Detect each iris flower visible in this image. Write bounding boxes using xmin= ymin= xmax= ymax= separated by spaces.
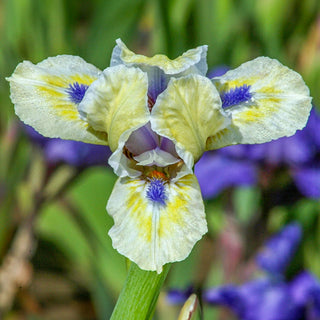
xmin=7 ymin=39 xmax=312 ymax=273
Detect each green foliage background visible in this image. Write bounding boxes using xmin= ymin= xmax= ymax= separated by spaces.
xmin=0 ymin=0 xmax=319 ymax=319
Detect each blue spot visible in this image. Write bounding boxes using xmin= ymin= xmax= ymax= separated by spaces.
xmin=146 ymin=178 xmax=167 ymax=205
xmin=66 ymin=82 xmax=89 ymax=104
xmin=221 ymin=84 xmax=252 ymax=108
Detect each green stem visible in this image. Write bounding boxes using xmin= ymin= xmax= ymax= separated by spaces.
xmin=110 ymin=262 xmax=171 ymax=320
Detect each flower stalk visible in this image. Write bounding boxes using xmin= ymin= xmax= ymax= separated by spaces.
xmin=110 ymin=263 xmax=171 ymax=320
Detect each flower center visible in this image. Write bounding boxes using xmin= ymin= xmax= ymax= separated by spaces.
xmin=66 ymin=82 xmax=89 ymax=104
xmin=221 ymin=84 xmax=252 ymax=108
xmin=146 ymin=171 xmax=167 ymax=205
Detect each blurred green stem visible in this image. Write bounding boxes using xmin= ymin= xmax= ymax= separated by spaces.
xmin=110 ymin=262 xmax=171 ymax=320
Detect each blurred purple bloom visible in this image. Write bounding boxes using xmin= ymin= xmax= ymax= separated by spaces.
xmin=166 ymin=286 xmax=194 ymax=304
xmin=25 ymin=125 xmax=111 ymax=167
xmin=290 ymin=272 xmax=320 ymax=319
xmin=207 ymin=65 xmax=229 ymax=78
xmin=194 ymin=152 xmax=257 ymax=199
xmin=255 ymin=223 xmax=302 ymax=275
xmin=219 ymin=144 xmax=263 ymax=160
xmin=169 ymin=224 xmax=320 ymax=319
xmin=204 ymin=284 xmax=244 ymax=315
xmin=249 ymin=131 xmax=315 ymax=166
xmin=24 ymin=124 xmax=49 ymax=147
xmin=204 ymin=279 xmax=302 ymax=320
xmin=305 ymin=108 xmax=320 ymax=148
xmin=290 ymin=272 xmax=320 ymax=305
xmin=44 ymin=139 xmax=111 ymax=167
xmin=293 ymin=166 xmax=320 ymax=199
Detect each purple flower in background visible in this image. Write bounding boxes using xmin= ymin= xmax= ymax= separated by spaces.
xmin=255 ymin=223 xmax=302 ymax=275
xmin=202 ymin=223 xmax=320 ymax=319
xmin=207 ymin=65 xmax=230 ymax=78
xmin=44 ymin=139 xmax=111 ymax=167
xmin=204 ymin=283 xmax=245 ymax=316
xmin=166 ymin=286 xmax=194 ymax=304
xmin=204 ymin=279 xmax=303 ymax=320
xmin=289 ymin=109 xmax=320 ymax=199
xmin=307 ymin=109 xmax=320 ymax=148
xmin=25 ymin=125 xmax=111 ymax=167
xmin=195 ymin=152 xmax=256 ymax=199
xmin=168 ymin=223 xmax=320 ymax=319
xmin=292 ymin=166 xmax=320 ymax=199
xmin=195 ymin=107 xmax=320 ymax=199
xmin=290 ymin=271 xmax=320 ymax=319
xmin=24 ymin=124 xmax=49 ymax=147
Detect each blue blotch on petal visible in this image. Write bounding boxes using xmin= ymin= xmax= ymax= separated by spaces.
xmin=221 ymin=84 xmax=252 ymax=108
xmin=146 ymin=178 xmax=167 ymax=205
xmin=66 ymin=82 xmax=89 ymax=104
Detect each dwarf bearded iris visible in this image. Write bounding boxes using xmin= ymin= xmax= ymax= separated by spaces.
xmin=7 ymin=39 xmax=312 ymax=273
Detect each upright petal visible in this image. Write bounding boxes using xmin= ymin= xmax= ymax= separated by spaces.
xmin=78 ymin=65 xmax=150 ymax=152
xmin=151 ymin=74 xmax=229 ymax=166
xmin=207 ymin=57 xmax=312 ymax=150
xmin=107 ymin=173 xmax=207 ymax=273
xmin=7 ymin=55 xmax=107 ymax=144
xmin=111 ymin=38 xmax=208 ymax=76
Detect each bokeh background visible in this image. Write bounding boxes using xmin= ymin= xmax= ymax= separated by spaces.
xmin=0 ymin=0 xmax=320 ymax=319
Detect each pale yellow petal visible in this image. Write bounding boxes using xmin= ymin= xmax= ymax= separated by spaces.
xmin=78 ymin=65 xmax=150 ymax=152
xmin=107 ymin=172 xmax=207 ymax=273
xmin=111 ymin=38 xmax=208 ymax=76
xmin=151 ymin=74 xmax=229 ymax=166
xmin=207 ymin=57 xmax=312 ymax=149
xmin=7 ymin=55 xmax=107 ymax=144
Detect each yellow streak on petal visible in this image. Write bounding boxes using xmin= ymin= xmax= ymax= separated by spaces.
xmin=216 ymin=77 xmax=259 ymax=92
xmin=70 ymin=74 xmax=97 ymax=85
xmin=125 ymin=182 xmax=152 ymax=242
xmin=258 ymin=86 xmax=282 ymax=95
xmin=217 ymin=77 xmax=283 ymax=96
xmin=238 ymin=97 xmax=282 ymax=123
xmin=57 ymin=109 xmax=81 ymax=121
xmin=35 ymin=74 xmax=100 ymax=123
xmin=41 ymin=74 xmax=97 ymax=87
xmin=37 ymin=86 xmax=65 ymax=98
xmin=205 ymin=127 xmax=229 ymax=146
xmin=158 ymin=175 xmax=192 ymax=239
